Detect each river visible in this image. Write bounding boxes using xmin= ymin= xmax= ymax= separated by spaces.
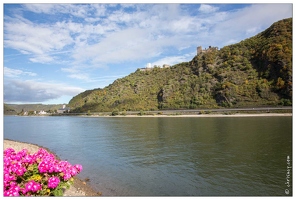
xmin=3 ymin=115 xmax=292 ymax=196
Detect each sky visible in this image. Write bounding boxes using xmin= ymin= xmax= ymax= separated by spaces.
xmin=2 ymin=2 xmax=293 ymax=105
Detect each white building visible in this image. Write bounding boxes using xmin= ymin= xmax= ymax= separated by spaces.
xmin=57 ymin=105 xmax=70 ymax=113
xmin=39 ymin=110 xmax=47 ymax=115
xmin=163 ymin=64 xmax=171 ymax=68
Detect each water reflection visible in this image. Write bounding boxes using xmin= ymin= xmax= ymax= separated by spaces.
xmin=4 ymin=116 xmax=292 ymax=196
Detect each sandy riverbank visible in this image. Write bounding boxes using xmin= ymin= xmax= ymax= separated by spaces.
xmin=3 ymin=139 xmax=100 ymax=197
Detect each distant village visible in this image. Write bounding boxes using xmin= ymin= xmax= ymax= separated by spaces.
xmin=20 ymin=105 xmax=71 ymax=116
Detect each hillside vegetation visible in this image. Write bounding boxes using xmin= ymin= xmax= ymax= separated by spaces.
xmin=4 ymin=104 xmax=65 ymax=115
xmin=69 ymin=18 xmax=292 ymax=113
xmin=4 ymin=104 xmax=18 ymax=115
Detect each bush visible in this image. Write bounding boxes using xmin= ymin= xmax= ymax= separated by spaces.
xmin=138 ymin=110 xmax=145 ymax=116
xmin=199 ymin=110 xmax=205 ymax=115
xmin=3 ymin=148 xmax=82 ymax=196
xmin=121 ymin=110 xmax=127 ymax=116
xmin=87 ymin=110 xmax=91 ymax=115
xmin=279 ymin=98 xmax=292 ymax=106
xmin=111 ymin=109 xmax=119 ymax=116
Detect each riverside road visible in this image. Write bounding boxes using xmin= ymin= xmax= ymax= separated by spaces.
xmin=161 ymin=106 xmax=293 ymax=113
xmin=128 ymin=106 xmax=292 ymax=115
xmin=63 ymin=106 xmax=292 ymax=116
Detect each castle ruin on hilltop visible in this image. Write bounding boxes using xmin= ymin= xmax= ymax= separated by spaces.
xmin=197 ymin=46 xmax=218 ymax=55
xmin=137 ymin=46 xmax=219 ymax=72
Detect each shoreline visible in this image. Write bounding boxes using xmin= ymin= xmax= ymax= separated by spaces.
xmin=80 ymin=113 xmax=292 ymax=118
xmin=3 ymin=139 xmax=100 ymax=197
xmin=6 ymin=106 xmax=292 ymax=118
xmin=6 ymin=112 xmax=292 ymax=118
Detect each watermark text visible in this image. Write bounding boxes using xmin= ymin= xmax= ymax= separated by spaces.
xmin=285 ymin=155 xmax=292 ymax=195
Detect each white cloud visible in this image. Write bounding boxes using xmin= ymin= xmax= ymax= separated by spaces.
xmin=246 ymin=27 xmax=260 ymax=35
xmin=23 ymin=4 xmax=93 ymax=18
xmin=65 ymin=5 xmax=201 ymax=66
xmin=198 ymin=4 xmax=219 ymax=13
xmin=4 ymin=79 xmax=85 ymax=103
xmin=4 ymin=16 xmax=73 ymax=62
xmin=68 ymin=73 xmax=90 ymax=81
xmin=29 ymin=54 xmax=55 ymax=63
xmin=91 ymin=4 xmax=107 ymax=17
xmin=61 ymin=66 xmax=123 ymax=84
xmin=72 ymin=27 xmax=150 ymax=63
xmin=168 ymin=16 xmax=208 ymax=34
xmin=61 ymin=67 xmax=78 ymax=74
xmin=61 ymin=66 xmax=92 ymax=81
xmin=23 ymin=4 xmax=56 ymax=13
xmin=151 ymin=54 xmax=194 ymax=67
xmin=4 ymin=67 xmax=37 ymax=78
xmin=209 ymin=4 xmax=292 ymax=46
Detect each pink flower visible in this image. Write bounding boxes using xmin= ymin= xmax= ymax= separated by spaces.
xmin=4 ymin=185 xmax=20 ymax=196
xmin=4 ymin=147 xmax=83 ymax=196
xmin=38 ymin=160 xmax=55 ymax=173
xmin=48 ymin=176 xmax=60 ymax=189
xmin=70 ymin=167 xmax=78 ymax=176
xmin=4 ymin=170 xmax=16 ymax=182
xmin=63 ymin=172 xmax=72 ymax=181
xmin=10 ymin=162 xmax=26 ymax=176
xmin=23 ymin=154 xmax=36 ymax=164
xmin=53 ymin=164 xmax=63 ymax=173
xmin=25 ymin=180 xmax=42 ymax=193
xmin=74 ymin=164 xmax=83 ymax=172
xmin=32 ymin=182 xmax=42 ymax=192
xmin=4 ymin=148 xmax=15 ymax=156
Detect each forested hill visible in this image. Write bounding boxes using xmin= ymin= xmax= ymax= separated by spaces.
xmin=69 ymin=18 xmax=292 ymax=113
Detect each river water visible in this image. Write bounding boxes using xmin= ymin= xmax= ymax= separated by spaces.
xmin=3 ymin=115 xmax=292 ymax=196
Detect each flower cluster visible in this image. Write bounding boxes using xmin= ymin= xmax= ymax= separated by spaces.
xmin=3 ymin=147 xmax=83 ymax=196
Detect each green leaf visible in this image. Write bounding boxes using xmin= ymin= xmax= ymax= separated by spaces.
xmin=52 ymin=188 xmax=63 ymax=196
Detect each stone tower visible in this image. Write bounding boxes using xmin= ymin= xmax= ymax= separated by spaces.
xmin=197 ymin=46 xmax=202 ymax=55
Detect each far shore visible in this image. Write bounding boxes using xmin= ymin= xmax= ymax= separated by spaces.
xmin=7 ymin=106 xmax=292 ymax=118
xmin=81 ymin=113 xmax=292 ymax=118
xmin=6 ymin=112 xmax=292 ymax=118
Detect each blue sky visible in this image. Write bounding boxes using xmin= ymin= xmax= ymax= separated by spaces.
xmin=2 ymin=2 xmax=293 ymax=104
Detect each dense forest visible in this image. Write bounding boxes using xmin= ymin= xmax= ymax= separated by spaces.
xmin=69 ymin=18 xmax=292 ymax=113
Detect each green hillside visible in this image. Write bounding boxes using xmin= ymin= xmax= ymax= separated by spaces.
xmin=69 ymin=18 xmax=292 ymax=113
xmin=4 ymin=104 xmax=65 ymax=114
xmin=4 ymin=104 xmax=18 ymax=115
